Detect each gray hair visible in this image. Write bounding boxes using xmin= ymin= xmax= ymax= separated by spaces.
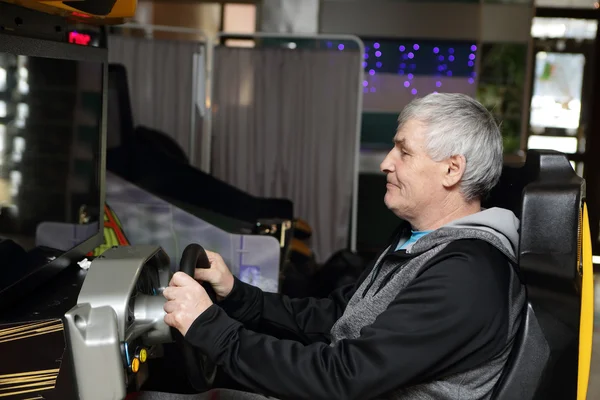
xmin=398 ymin=92 xmax=503 ymax=202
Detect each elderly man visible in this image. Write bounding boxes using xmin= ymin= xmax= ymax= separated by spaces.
xmin=162 ymin=93 xmax=525 ymax=400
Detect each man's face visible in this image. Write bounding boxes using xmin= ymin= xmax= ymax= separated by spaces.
xmin=380 ymin=119 xmax=446 ymax=221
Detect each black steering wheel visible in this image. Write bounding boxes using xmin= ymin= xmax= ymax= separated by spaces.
xmin=173 ymin=243 xmax=218 ymax=391
xmin=179 ymin=243 xmax=217 ymax=302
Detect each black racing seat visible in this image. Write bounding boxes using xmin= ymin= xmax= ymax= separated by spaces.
xmin=492 ymin=303 xmax=549 ymax=399
xmin=485 ymin=150 xmax=594 ymax=400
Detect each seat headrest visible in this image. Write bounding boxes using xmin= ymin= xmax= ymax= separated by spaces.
xmin=484 ymin=150 xmax=583 ymax=219
xmin=485 ymin=150 xmax=584 ymax=294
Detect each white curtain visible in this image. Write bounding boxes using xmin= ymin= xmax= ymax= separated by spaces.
xmin=212 ymin=46 xmax=361 ymax=262
xmin=107 ymin=35 xmax=205 ymax=166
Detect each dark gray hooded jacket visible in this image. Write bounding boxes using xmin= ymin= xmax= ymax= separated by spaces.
xmin=330 ymin=207 xmax=525 ymax=399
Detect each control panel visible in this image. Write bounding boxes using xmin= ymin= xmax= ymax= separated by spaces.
xmin=64 ymin=245 xmax=175 ymax=400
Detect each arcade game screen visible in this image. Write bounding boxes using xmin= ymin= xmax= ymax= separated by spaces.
xmin=0 ymin=52 xmax=103 ymax=252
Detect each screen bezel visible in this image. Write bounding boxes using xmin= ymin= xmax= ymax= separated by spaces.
xmin=0 ymin=30 xmax=107 ymax=306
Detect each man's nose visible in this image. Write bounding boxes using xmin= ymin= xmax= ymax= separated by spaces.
xmin=380 ymin=152 xmax=394 ymax=173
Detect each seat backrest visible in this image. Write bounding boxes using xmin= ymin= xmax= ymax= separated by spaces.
xmin=491 ymin=303 xmax=550 ymax=399
xmin=484 ymin=150 xmax=593 ymax=400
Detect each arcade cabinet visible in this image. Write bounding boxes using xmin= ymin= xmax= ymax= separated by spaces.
xmin=0 ymin=2 xmax=215 ymax=399
xmin=105 ymin=63 xmax=319 ymax=292
xmin=106 ymin=63 xmax=295 ymax=234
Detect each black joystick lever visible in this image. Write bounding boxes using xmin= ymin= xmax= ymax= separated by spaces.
xmin=175 ymin=243 xmax=218 ymax=391
xmin=179 ymin=244 xmax=217 ymax=302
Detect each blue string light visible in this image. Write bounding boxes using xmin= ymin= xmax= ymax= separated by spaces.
xmin=361 ymin=40 xmax=478 ymax=95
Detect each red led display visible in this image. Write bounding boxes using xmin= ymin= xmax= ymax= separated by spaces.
xmin=69 ymin=31 xmax=92 ymax=46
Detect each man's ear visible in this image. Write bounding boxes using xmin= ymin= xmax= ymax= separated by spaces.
xmin=442 ymin=154 xmax=466 ymax=189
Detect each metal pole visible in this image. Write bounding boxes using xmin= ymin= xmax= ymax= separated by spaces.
xmin=203 ymin=37 xmax=214 ymax=174
xmin=190 ymin=52 xmax=198 ymax=166
xmin=351 ymin=40 xmax=365 ymax=253
xmin=119 ymin=22 xmax=210 ymax=37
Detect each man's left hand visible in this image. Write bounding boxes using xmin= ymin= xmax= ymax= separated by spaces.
xmin=163 ymin=272 xmax=213 ymax=336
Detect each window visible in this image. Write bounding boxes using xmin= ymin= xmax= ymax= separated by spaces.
xmin=222 ymin=3 xmax=256 ymax=48
xmin=532 ymin=17 xmax=597 ymax=39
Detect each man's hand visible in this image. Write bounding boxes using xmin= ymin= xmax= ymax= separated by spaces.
xmin=194 ymin=251 xmax=235 ymax=300
xmin=163 ymin=272 xmax=213 ymax=336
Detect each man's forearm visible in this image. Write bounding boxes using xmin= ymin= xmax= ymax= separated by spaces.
xmin=217 ymin=277 xmax=264 ymax=329
xmin=217 ymin=277 xmax=354 ymax=343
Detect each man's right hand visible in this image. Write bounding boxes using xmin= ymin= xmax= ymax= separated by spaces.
xmin=194 ymin=250 xmax=235 ymax=301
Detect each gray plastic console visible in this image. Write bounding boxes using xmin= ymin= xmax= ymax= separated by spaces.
xmin=64 ymin=245 xmax=172 ymax=400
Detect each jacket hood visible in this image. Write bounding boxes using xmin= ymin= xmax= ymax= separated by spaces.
xmin=407 ymin=207 xmax=520 ymax=261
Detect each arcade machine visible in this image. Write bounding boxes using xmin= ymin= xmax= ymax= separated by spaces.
xmin=104 ymin=63 xmax=324 ymax=296
xmin=104 ymin=63 xmax=309 ymax=279
xmin=0 ymin=1 xmax=269 ymax=398
xmin=106 ymin=61 xmax=296 ymax=233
